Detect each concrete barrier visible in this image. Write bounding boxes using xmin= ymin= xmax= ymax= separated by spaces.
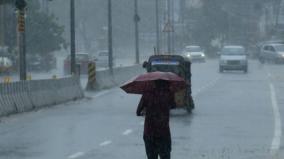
xmin=0 ymin=64 xmax=142 ymax=117
xmin=88 ymin=65 xmax=145 ymax=90
xmin=0 ymin=76 xmax=84 ymax=117
xmin=0 ymin=84 xmax=17 ymax=116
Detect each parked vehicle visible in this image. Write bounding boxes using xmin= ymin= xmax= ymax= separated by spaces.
xmin=0 ymin=56 xmax=13 ymax=74
xmin=259 ymin=43 xmax=284 ymax=64
xmin=219 ymin=45 xmax=248 ymax=73
xmin=142 ymin=55 xmax=194 ymax=112
xmin=64 ymin=53 xmax=93 ymax=75
xmin=0 ymin=47 xmax=16 ymax=74
xmin=183 ymin=45 xmax=206 ymax=62
xmin=95 ymin=50 xmax=117 ymax=68
xmin=95 ymin=50 xmax=109 ymax=67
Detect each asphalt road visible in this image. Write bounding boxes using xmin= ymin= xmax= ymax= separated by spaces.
xmin=0 ymin=60 xmax=283 ymax=159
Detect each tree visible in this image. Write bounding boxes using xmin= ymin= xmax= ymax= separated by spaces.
xmin=184 ymin=0 xmax=228 ymax=56
xmin=183 ymin=0 xmax=274 ymax=56
xmin=25 ymin=0 xmax=66 ymax=56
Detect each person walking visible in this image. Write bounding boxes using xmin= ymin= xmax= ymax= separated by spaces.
xmin=136 ymin=80 xmax=176 ymax=159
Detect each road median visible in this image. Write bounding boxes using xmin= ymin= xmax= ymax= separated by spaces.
xmin=0 ymin=76 xmax=84 ymax=117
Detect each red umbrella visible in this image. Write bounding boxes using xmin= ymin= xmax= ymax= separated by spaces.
xmin=120 ymin=71 xmax=186 ymax=94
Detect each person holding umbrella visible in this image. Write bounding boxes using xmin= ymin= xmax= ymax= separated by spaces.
xmin=137 ymin=79 xmax=175 ymax=159
xmin=121 ymin=71 xmax=186 ymax=159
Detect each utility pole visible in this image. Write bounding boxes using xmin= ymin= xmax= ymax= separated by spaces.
xmin=171 ymin=0 xmax=175 ymax=53
xmin=274 ymin=0 xmax=282 ymax=30
xmin=180 ymin=0 xmax=186 ymax=46
xmin=15 ymin=0 xmax=27 ymax=80
xmin=0 ymin=5 xmax=4 ymax=47
xmin=70 ymin=0 xmax=76 ymax=75
xmin=108 ymin=0 xmax=113 ymax=74
xmin=167 ymin=0 xmax=171 ymax=54
xmin=134 ymin=0 xmax=140 ymax=64
xmin=155 ymin=0 xmax=160 ymax=54
xmin=264 ymin=7 xmax=270 ymax=37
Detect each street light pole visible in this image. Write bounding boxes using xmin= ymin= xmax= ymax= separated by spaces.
xmin=70 ymin=0 xmax=76 ymax=75
xmin=108 ymin=0 xmax=113 ymax=74
xmin=155 ymin=0 xmax=160 ymax=54
xmin=274 ymin=0 xmax=282 ymax=29
xmin=171 ymin=0 xmax=175 ymax=53
xmin=180 ymin=0 xmax=186 ymax=47
xmin=167 ymin=0 xmax=171 ymax=54
xmin=0 ymin=5 xmax=4 ymax=47
xmin=15 ymin=0 xmax=27 ymax=80
xmin=134 ymin=0 xmax=140 ymax=64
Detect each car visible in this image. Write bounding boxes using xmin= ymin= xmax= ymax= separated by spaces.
xmin=95 ymin=50 xmax=115 ymax=68
xmin=95 ymin=50 xmax=109 ymax=67
xmin=182 ymin=45 xmax=206 ymax=62
xmin=64 ymin=53 xmax=93 ymax=75
xmin=259 ymin=43 xmax=284 ymax=64
xmin=219 ymin=45 xmax=248 ymax=73
xmin=0 ymin=56 xmax=13 ymax=74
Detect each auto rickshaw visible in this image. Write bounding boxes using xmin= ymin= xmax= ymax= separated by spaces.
xmin=142 ymin=55 xmax=194 ymax=112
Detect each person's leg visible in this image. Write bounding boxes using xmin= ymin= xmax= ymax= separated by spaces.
xmin=143 ymin=135 xmax=158 ymax=159
xmin=157 ymin=137 xmax=171 ymax=159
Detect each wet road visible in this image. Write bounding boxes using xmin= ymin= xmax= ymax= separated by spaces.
xmin=0 ymin=60 xmax=283 ymax=159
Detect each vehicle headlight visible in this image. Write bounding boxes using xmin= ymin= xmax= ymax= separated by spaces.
xmin=186 ymin=54 xmax=191 ymax=58
xmin=201 ymin=53 xmax=205 ymax=57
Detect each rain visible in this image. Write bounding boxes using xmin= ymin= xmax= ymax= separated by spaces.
xmin=0 ymin=0 xmax=284 ymax=159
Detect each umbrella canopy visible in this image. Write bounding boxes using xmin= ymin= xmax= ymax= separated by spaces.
xmin=120 ymin=71 xmax=186 ymax=94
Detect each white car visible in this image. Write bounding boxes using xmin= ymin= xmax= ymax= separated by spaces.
xmin=219 ymin=45 xmax=248 ymax=73
xmin=95 ymin=50 xmax=109 ymax=68
xmin=183 ymin=45 xmax=206 ymax=62
xmin=0 ymin=57 xmax=13 ymax=73
xmin=259 ymin=43 xmax=284 ymax=63
xmin=95 ymin=50 xmax=115 ymax=68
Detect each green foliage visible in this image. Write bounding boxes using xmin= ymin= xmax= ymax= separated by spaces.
xmin=184 ymin=0 xmax=272 ymax=56
xmin=26 ymin=0 xmax=66 ymax=56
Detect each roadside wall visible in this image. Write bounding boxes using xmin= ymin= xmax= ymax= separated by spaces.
xmin=0 ymin=76 xmax=84 ymax=117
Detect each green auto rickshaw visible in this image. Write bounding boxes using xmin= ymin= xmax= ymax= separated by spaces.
xmin=143 ymin=55 xmax=194 ymax=112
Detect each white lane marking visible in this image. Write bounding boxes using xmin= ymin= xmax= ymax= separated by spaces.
xmin=99 ymin=140 xmax=112 ymax=146
xmin=122 ymin=129 xmax=133 ymax=135
xmin=68 ymin=152 xmax=85 ymax=159
xmin=269 ymin=83 xmax=282 ymax=155
xmin=192 ymin=77 xmax=219 ymax=97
